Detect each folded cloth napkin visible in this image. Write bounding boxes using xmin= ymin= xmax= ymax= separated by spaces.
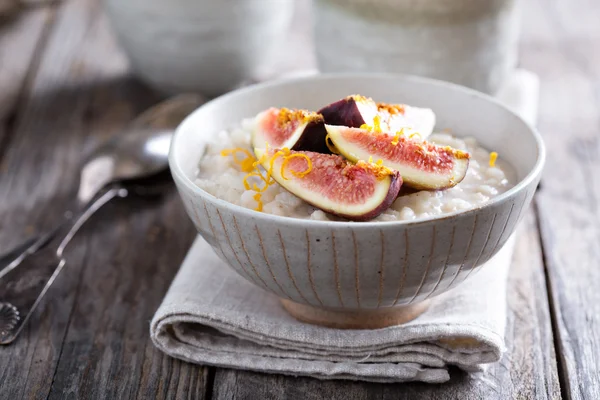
xmin=151 ymin=69 xmax=539 ymax=383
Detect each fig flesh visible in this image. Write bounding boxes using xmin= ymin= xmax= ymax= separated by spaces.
xmin=254 ymin=148 xmax=402 ymax=221
xmin=318 ymin=95 xmax=436 ymax=139
xmin=252 ymin=108 xmax=328 ymax=154
xmin=325 ymin=125 xmax=470 ymax=190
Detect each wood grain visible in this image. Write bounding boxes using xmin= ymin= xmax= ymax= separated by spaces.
xmin=211 ymin=211 xmax=560 ymax=400
xmin=520 ymin=0 xmax=600 ymax=398
xmin=522 ymin=0 xmax=600 ymax=399
xmin=0 ymin=6 xmax=53 ymax=178
xmin=0 ymin=0 xmax=208 ymax=398
xmin=0 ymin=6 xmax=59 ymax=400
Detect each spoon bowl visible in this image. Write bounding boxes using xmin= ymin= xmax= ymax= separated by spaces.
xmin=77 ymin=94 xmax=205 ymax=205
xmin=0 ymin=94 xmax=205 ymax=344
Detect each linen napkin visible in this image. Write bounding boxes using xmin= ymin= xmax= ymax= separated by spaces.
xmin=151 ymin=69 xmax=539 ymax=383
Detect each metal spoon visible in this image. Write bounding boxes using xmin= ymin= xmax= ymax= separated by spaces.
xmin=0 ymin=93 xmax=204 ymax=344
xmin=0 ymin=93 xmax=203 ymax=278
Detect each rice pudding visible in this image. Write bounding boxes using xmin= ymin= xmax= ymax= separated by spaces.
xmin=194 ymin=117 xmax=515 ymax=222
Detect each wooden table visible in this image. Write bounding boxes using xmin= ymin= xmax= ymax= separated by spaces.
xmin=0 ymin=0 xmax=597 ymax=398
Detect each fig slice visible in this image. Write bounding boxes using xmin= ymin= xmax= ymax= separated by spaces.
xmin=325 ymin=125 xmax=470 ymax=190
xmin=254 ymin=148 xmax=402 ymax=221
xmin=251 ymin=107 xmax=329 ymax=154
xmin=318 ymin=95 xmax=436 ymax=139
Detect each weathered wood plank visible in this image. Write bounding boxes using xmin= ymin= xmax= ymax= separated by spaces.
xmin=45 ymin=196 xmax=207 ymax=399
xmin=0 ymin=5 xmax=58 ymax=400
xmin=0 ymin=6 xmax=52 ymax=170
xmin=211 ymin=210 xmax=560 ymax=400
xmin=520 ymin=0 xmax=600 ymax=398
xmin=0 ymin=0 xmax=210 ymax=398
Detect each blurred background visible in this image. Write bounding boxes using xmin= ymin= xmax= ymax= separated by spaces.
xmin=1 ymin=0 xmax=524 ymax=99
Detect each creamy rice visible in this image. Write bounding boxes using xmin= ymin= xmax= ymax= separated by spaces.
xmin=195 ymin=118 xmax=516 ymax=222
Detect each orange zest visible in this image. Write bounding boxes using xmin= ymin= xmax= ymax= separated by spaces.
xmin=253 ymin=192 xmax=263 ymax=212
xmin=373 ymin=115 xmax=382 ymax=132
xmin=222 ymin=146 xmax=273 ymax=211
xmin=355 ymin=160 xmax=395 ymax=180
xmin=489 ymin=151 xmax=498 ymax=167
xmin=368 ymin=155 xmax=384 ymax=166
xmin=391 ymin=128 xmax=404 ymax=145
xmin=377 ymin=102 xmax=405 ymax=115
xmin=268 ymin=149 xmax=287 ymax=181
xmin=359 ymin=115 xmax=383 ymax=133
xmin=280 ymin=153 xmax=312 ymax=180
xmin=221 ymin=145 xmax=313 ymax=211
xmin=220 ymin=148 xmax=256 ymax=172
xmin=276 ymin=108 xmax=322 ymax=128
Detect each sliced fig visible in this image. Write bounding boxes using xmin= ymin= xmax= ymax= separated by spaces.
xmin=254 ymin=148 xmax=402 ymax=221
xmin=318 ymin=95 xmax=436 ymax=139
xmin=318 ymin=95 xmax=379 ymax=129
xmin=325 ymin=125 xmax=470 ymax=190
xmin=252 ymin=108 xmax=329 ymax=154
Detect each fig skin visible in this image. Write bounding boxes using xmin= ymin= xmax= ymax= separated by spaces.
xmin=325 ymin=124 xmax=470 ymax=191
xmin=254 ymin=148 xmax=402 ymax=221
xmin=291 ymin=121 xmax=329 ymax=154
xmin=346 ymin=171 xmax=402 ymax=222
xmin=318 ymin=95 xmax=376 ymax=128
xmin=252 ymin=108 xmax=330 ymax=154
xmin=318 ymin=95 xmax=435 ymax=139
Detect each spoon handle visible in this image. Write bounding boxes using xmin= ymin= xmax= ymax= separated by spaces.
xmin=0 ymin=185 xmax=128 ymax=281
xmin=55 ymin=186 xmax=129 ymax=258
xmin=0 ymin=186 xmax=127 ymax=344
xmin=0 ymin=227 xmax=62 ymax=280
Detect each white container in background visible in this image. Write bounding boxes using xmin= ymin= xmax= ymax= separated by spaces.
xmin=105 ymin=0 xmax=294 ymax=97
xmin=313 ymin=0 xmax=521 ymax=94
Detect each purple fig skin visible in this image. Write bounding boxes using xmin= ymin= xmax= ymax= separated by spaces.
xmin=253 ymin=108 xmax=330 ymax=154
xmin=318 ymin=97 xmax=369 ymax=128
xmin=324 ymin=171 xmax=403 ymax=222
xmin=291 ymin=121 xmax=331 ymax=154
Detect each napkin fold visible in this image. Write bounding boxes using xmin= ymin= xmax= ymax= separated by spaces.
xmin=151 ymin=69 xmax=539 ymax=383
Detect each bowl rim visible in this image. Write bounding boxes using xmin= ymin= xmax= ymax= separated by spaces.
xmin=169 ymin=72 xmax=546 ymax=228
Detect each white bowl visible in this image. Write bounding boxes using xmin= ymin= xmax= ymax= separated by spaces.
xmin=105 ymin=0 xmax=294 ymax=97
xmin=169 ymin=74 xmax=545 ymax=329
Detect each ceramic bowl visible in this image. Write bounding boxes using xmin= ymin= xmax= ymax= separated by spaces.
xmin=104 ymin=0 xmax=294 ymax=97
xmin=313 ymin=0 xmax=521 ymax=95
xmin=169 ymin=74 xmax=545 ymax=329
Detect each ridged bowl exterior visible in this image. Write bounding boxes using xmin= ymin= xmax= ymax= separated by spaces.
xmin=170 ymin=74 xmax=545 ymax=310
